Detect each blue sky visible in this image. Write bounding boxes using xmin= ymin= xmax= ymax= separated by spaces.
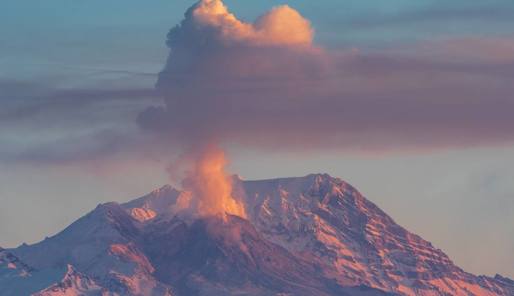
xmin=1 ymin=0 xmax=513 ymax=278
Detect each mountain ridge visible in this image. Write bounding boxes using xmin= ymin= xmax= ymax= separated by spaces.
xmin=3 ymin=173 xmax=513 ymax=296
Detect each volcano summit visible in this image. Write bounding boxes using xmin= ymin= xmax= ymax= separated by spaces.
xmin=2 ymin=174 xmax=513 ymax=296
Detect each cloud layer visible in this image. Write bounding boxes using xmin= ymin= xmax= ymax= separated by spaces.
xmin=0 ymin=78 xmax=160 ymax=165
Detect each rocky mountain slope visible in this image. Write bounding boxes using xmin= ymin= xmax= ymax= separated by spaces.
xmin=3 ymin=174 xmax=513 ymax=295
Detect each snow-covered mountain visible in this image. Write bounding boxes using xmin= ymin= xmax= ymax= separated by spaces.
xmin=3 ymin=174 xmax=513 ymax=295
xmin=32 ymin=265 xmax=106 ymax=296
xmin=0 ymin=248 xmax=62 ymax=295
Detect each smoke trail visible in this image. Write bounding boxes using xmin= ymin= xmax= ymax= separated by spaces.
xmin=139 ymin=0 xmax=514 ymax=218
xmin=176 ymin=143 xmax=246 ymax=219
xmin=149 ymin=0 xmax=315 ymax=219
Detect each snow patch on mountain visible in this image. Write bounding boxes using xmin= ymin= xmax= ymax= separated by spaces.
xmin=33 ymin=265 xmax=106 ymax=296
xmin=11 ymin=203 xmax=173 ymax=295
xmin=130 ymin=208 xmax=157 ymax=222
xmin=1 ymin=246 xmax=32 ymax=277
xmin=3 ymin=174 xmax=513 ymax=296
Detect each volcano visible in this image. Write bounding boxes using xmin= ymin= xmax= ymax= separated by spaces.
xmin=2 ymin=174 xmax=513 ymax=295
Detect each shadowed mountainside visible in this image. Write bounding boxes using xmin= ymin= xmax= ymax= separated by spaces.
xmin=4 ymin=174 xmax=513 ymax=296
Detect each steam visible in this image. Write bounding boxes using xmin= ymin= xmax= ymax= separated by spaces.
xmin=177 ymin=0 xmax=313 ymax=46
xmin=138 ymin=0 xmax=514 ymax=218
xmin=146 ymin=0 xmax=318 ymax=219
xmin=175 ymin=143 xmax=246 ymax=219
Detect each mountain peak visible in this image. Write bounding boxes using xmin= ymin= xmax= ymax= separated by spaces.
xmin=6 ymin=174 xmax=514 ymax=295
xmin=63 ymin=264 xmax=78 ymax=277
xmin=33 ymin=264 xmax=104 ymax=296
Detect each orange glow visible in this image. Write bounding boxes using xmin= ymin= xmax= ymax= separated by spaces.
xmin=179 ymin=145 xmax=246 ymax=220
xmin=254 ymin=5 xmax=313 ymax=46
xmin=191 ymin=0 xmax=313 ymax=46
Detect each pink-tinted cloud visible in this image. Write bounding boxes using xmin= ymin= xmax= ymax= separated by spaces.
xmin=184 ymin=0 xmax=313 ymax=46
xmin=139 ymin=0 xmax=514 ymax=154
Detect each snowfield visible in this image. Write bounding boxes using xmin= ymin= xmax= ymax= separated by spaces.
xmin=2 ymin=174 xmax=513 ymax=296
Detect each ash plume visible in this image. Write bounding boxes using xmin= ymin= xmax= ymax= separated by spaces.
xmin=138 ymin=0 xmax=514 ymax=218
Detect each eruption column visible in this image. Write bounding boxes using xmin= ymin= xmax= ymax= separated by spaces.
xmin=178 ymin=144 xmax=246 ymax=220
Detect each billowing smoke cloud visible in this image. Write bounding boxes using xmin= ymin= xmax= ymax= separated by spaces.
xmin=139 ymin=0 xmax=514 ymax=217
xmin=171 ymin=144 xmax=246 ymax=219
xmin=176 ymin=0 xmax=313 ymax=46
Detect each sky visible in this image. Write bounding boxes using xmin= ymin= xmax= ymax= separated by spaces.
xmin=1 ymin=0 xmax=514 ymax=278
